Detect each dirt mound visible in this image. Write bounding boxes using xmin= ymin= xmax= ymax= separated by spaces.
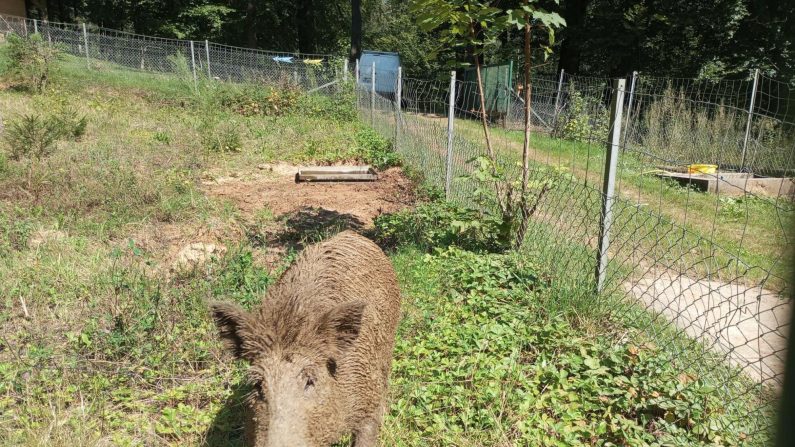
xmin=203 ymin=164 xmax=415 ymax=227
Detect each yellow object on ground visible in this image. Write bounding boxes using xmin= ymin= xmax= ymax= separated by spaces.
xmin=688 ymin=164 xmax=717 ymax=174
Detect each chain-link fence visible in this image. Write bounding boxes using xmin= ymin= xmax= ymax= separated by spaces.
xmin=357 ymin=60 xmax=792 ymax=442
xmin=503 ymin=70 xmax=795 ymax=177
xmin=2 ymin=11 xmax=793 ymax=444
xmin=0 ymin=14 xmax=340 ymax=90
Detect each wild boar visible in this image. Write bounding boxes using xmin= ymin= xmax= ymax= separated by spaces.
xmin=211 ymin=230 xmax=401 ymax=447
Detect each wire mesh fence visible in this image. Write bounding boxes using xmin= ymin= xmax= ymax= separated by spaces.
xmin=0 ymin=14 xmax=340 ymax=91
xmin=1 ymin=10 xmax=793 ymax=444
xmin=357 ymin=61 xmax=792 ymax=442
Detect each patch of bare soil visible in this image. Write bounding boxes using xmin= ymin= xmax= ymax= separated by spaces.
xmin=203 ymin=164 xmax=415 ymax=227
xmin=625 ymin=271 xmax=790 ymax=387
xmin=126 ymin=218 xmax=244 ymax=271
xmin=122 ymin=164 xmax=414 ymax=275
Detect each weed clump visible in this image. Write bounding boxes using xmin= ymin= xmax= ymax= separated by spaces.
xmin=201 ymin=119 xmax=243 ymax=153
xmin=296 ymin=84 xmax=357 ymax=122
xmin=389 ymin=247 xmax=766 ymax=446
xmin=211 ymin=83 xmax=301 ymax=117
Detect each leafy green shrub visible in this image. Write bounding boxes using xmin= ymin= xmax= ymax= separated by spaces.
xmin=554 ymin=84 xmax=609 ymax=143
xmin=354 ymin=127 xmax=400 ymax=169
xmin=373 ymin=200 xmax=502 ymax=252
xmin=462 ymin=157 xmax=569 ymax=249
xmin=201 ymin=119 xmax=243 ymax=152
xmin=2 ymin=33 xmax=60 ymax=92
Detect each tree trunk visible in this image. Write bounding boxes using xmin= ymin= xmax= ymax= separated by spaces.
xmin=245 ymin=1 xmax=258 ymax=48
xmin=472 ymin=35 xmax=494 ymax=160
xmin=516 ymin=3 xmax=533 ymax=249
xmin=349 ymin=0 xmax=362 ymax=64
xmin=296 ymin=0 xmax=315 ymax=54
xmin=557 ymin=0 xmax=589 ymax=74
xmin=470 ymin=23 xmax=505 ymax=216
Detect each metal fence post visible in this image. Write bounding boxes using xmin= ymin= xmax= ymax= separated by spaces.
xmin=741 ymin=69 xmax=760 ymax=172
xmin=622 ymin=71 xmax=638 ymax=149
xmin=370 ymin=62 xmax=376 ymax=126
xmin=343 ymin=59 xmax=349 ymax=82
xmin=355 ymin=59 xmax=360 ymax=107
xmin=23 ymin=19 xmax=28 ymax=37
xmin=45 ymin=21 xmax=52 ymax=46
xmin=445 ymin=71 xmax=457 ymax=199
xmin=33 ymin=19 xmax=38 ymax=34
xmin=189 ymin=41 xmax=198 ymax=91
xmin=82 ymin=23 xmax=90 ymax=69
xmin=395 ymin=66 xmax=402 ymax=148
xmin=553 ymin=69 xmax=565 ymax=122
xmin=595 ymin=78 xmax=626 ymax=293
xmin=204 ymin=40 xmax=211 ymax=78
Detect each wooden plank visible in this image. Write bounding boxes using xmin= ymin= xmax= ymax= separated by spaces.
xmin=295 ymin=172 xmax=378 ymax=182
xmin=295 ymin=165 xmax=377 ymax=182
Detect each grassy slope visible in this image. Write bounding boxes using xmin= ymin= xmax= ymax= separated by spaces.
xmin=0 ymin=53 xmax=775 ymax=446
xmin=0 ymin=54 xmax=368 ymax=445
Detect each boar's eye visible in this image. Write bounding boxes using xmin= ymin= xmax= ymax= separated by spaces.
xmin=326 ymin=358 xmax=337 ymax=378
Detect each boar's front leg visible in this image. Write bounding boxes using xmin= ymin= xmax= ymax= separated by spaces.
xmin=352 ymin=402 xmax=385 ymax=447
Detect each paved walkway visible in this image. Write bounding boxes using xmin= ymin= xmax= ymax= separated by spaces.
xmin=625 ymin=272 xmax=790 ymax=387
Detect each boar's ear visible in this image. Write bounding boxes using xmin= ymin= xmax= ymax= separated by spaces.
xmin=211 ymin=301 xmax=268 ymax=361
xmin=317 ymin=301 xmax=366 ymax=354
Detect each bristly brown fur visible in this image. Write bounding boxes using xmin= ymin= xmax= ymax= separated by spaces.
xmin=211 ymin=231 xmax=401 ymax=447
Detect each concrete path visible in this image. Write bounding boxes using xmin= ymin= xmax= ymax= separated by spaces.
xmin=625 ymin=272 xmax=790 ymax=387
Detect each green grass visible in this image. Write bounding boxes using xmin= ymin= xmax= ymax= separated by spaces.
xmin=0 ymin=44 xmax=779 ymax=446
xmin=0 ymin=48 xmax=392 ymax=445
xmin=383 ymin=244 xmax=772 ymax=446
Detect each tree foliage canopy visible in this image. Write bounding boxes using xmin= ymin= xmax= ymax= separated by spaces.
xmin=24 ymin=0 xmax=795 ymax=84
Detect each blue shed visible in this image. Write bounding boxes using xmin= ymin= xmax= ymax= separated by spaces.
xmin=358 ymin=51 xmax=400 ymax=95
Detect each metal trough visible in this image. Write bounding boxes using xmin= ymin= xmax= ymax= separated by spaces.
xmin=295 ymin=166 xmax=378 ymax=182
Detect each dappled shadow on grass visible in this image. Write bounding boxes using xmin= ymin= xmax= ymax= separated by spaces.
xmin=203 ymin=383 xmax=250 ymax=447
xmin=265 ymin=206 xmax=366 ymax=250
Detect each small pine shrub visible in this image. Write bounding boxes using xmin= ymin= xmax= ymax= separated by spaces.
xmin=2 ymin=33 xmax=60 ymax=93
xmin=52 ymin=106 xmax=88 ymax=140
xmin=4 ymin=113 xmax=61 ymax=161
